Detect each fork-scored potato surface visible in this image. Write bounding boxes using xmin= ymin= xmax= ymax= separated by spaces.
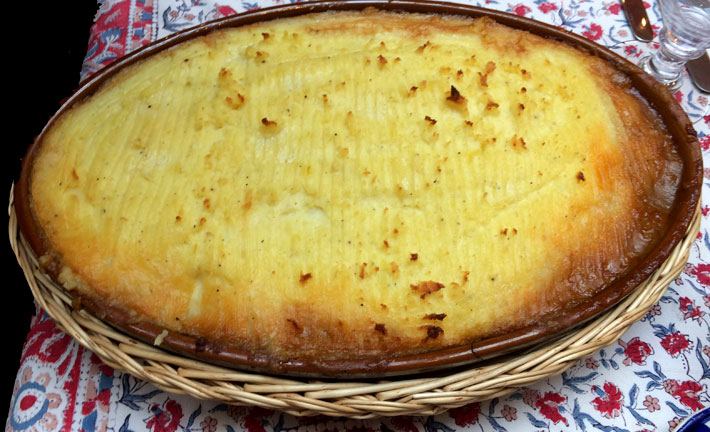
xmin=29 ymin=11 xmax=681 ymax=365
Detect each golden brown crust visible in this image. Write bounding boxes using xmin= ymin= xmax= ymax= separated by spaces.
xmin=17 ymin=8 xmax=699 ymax=376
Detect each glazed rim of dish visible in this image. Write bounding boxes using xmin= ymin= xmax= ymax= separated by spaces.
xmin=14 ymin=0 xmax=702 ymax=378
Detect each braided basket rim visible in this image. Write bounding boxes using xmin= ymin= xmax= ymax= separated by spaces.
xmin=8 ymin=186 xmax=700 ymax=418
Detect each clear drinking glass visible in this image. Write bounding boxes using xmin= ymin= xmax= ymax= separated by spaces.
xmin=639 ymin=0 xmax=710 ymax=90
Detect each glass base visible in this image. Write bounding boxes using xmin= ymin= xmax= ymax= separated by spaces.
xmin=639 ymin=56 xmax=682 ymax=92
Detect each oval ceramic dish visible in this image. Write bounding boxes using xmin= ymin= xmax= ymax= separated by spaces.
xmin=14 ymin=0 xmax=702 ymax=378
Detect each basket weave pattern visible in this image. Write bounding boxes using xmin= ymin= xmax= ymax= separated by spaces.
xmin=8 ymin=188 xmax=701 ymax=418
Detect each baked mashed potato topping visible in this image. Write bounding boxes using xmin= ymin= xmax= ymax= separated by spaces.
xmin=29 ymin=11 xmax=681 ymax=365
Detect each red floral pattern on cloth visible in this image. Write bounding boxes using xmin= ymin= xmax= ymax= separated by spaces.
xmin=591 ymin=382 xmax=624 ymax=419
xmin=620 ymin=337 xmax=654 ymax=366
xmin=450 ymin=403 xmax=481 ymax=426
xmin=535 ymin=392 xmax=569 ymax=425
xmin=660 ymin=330 xmax=693 ymax=357
xmin=663 ymin=379 xmax=706 ymax=412
xmin=6 ymin=313 xmax=115 ymax=432
xmin=145 ymin=399 xmax=183 ymax=432
xmin=7 ymin=0 xmax=710 ymax=431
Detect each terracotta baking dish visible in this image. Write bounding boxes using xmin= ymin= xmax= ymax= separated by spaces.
xmin=14 ymin=0 xmax=702 ymax=378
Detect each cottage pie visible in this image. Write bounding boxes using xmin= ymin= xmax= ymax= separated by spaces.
xmin=19 ymin=10 xmax=689 ymax=374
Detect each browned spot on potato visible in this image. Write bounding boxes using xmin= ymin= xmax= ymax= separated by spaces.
xmin=511 ymin=135 xmax=527 ymax=149
xmin=478 ymin=61 xmax=496 ymax=87
xmin=446 ymin=85 xmax=466 ymax=105
xmin=423 ymin=325 xmax=443 ymax=340
xmin=242 ymin=189 xmax=253 ymax=211
xmin=411 ymin=280 xmax=444 ymax=299
xmin=261 ymin=117 xmax=277 ymax=127
xmin=225 ymin=93 xmax=245 ymax=109
xmin=416 ymin=40 xmax=431 ymax=53
xmin=359 ymin=262 xmax=367 ymax=279
xmin=299 ymin=272 xmax=312 ymax=284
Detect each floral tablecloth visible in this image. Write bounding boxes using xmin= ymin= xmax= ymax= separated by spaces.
xmin=6 ymin=0 xmax=710 ymax=431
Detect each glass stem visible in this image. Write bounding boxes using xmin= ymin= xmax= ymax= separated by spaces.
xmin=648 ymin=43 xmax=685 ymax=82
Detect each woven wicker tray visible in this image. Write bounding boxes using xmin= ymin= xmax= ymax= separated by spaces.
xmin=8 ymin=187 xmax=700 ymax=418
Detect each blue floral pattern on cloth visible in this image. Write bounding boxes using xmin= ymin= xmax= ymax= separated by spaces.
xmin=7 ymin=0 xmax=710 ymax=430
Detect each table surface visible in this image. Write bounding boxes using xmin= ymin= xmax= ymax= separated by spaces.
xmin=5 ymin=1 xmax=710 ymax=431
